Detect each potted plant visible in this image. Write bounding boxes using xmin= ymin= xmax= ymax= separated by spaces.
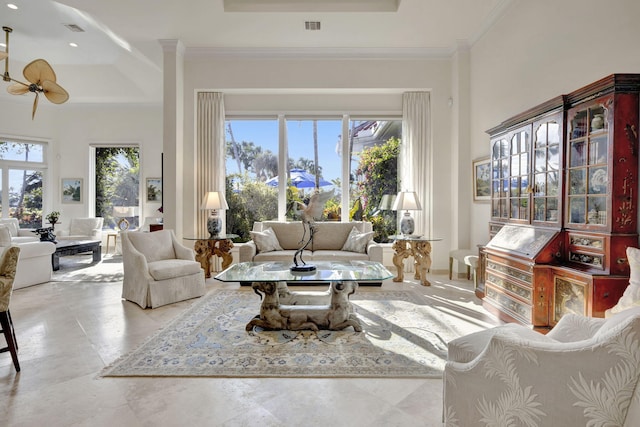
xmin=46 ymin=211 xmax=60 ymax=229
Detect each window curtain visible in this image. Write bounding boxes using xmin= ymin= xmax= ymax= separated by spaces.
xmin=197 ymin=92 xmax=226 ymax=236
xmin=401 ymin=91 xmax=431 ymax=237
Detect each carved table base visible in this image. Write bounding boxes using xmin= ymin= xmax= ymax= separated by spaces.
xmin=392 ymin=240 xmax=433 ymax=286
xmin=194 ymin=238 xmax=234 ymax=278
xmin=245 ymin=281 xmax=362 ymax=332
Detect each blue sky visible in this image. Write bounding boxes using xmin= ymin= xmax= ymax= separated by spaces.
xmin=225 ymin=119 xmax=344 ymax=183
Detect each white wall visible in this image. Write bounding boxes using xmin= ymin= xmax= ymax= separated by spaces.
xmin=0 ymin=99 xmax=163 ymax=228
xmin=468 ymin=0 xmax=640 ymax=248
xmin=182 ymin=56 xmax=455 ymax=269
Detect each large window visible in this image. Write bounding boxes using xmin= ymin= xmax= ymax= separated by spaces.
xmin=225 ymin=117 xmax=400 ymax=242
xmin=0 ymin=139 xmax=46 ymax=227
xmin=94 ymin=147 xmax=140 ymax=230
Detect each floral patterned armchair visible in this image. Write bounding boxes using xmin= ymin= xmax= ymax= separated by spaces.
xmin=443 ymin=307 xmax=640 ymax=426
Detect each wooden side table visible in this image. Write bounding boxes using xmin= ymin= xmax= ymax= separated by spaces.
xmin=389 ymin=235 xmax=442 ymax=286
xmin=185 ymin=234 xmax=238 ymax=278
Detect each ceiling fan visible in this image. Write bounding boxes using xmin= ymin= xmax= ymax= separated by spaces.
xmin=1 ymin=26 xmax=69 ymax=119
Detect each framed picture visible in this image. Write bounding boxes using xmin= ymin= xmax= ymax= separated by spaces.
xmin=473 ymin=157 xmax=491 ymax=201
xmin=146 ymin=178 xmax=162 ymax=202
xmin=61 ymin=178 xmax=83 ymax=204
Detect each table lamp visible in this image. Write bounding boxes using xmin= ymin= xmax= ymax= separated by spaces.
xmin=392 ymin=191 xmax=421 ymax=235
xmin=201 ymin=191 xmax=229 ymax=238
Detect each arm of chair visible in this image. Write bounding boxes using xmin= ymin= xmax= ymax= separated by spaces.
xmin=444 ymin=323 xmax=640 ymax=426
xmin=238 ymin=241 xmax=256 ymax=262
xmin=170 ymin=234 xmax=196 ymax=261
xmin=366 ymin=241 xmax=383 ymax=263
xmin=121 ymin=235 xmax=154 ymax=282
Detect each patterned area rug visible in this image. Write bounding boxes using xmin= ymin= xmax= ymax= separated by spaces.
xmin=102 ymin=288 xmax=461 ymax=378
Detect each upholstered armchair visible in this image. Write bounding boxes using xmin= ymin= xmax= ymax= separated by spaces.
xmin=56 ymin=217 xmax=104 ymax=241
xmin=121 ymin=229 xmax=205 ymax=308
xmin=0 ymin=246 xmax=22 ymax=371
xmin=443 ymin=307 xmax=640 ymax=427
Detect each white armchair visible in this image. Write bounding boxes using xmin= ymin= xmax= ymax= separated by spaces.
xmin=443 ymin=307 xmax=640 ymax=427
xmin=121 ymin=229 xmax=205 ymax=308
xmin=56 ymin=217 xmax=104 ymax=241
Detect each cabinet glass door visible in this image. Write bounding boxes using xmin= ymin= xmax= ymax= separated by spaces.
xmin=532 ymin=118 xmax=561 ymax=224
xmin=567 ymin=103 xmax=609 ymax=227
xmin=491 ymin=137 xmax=509 ymax=219
xmin=509 ymin=129 xmax=530 ymax=222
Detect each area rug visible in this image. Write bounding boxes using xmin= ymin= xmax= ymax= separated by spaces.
xmin=102 ymin=288 xmax=461 ymax=378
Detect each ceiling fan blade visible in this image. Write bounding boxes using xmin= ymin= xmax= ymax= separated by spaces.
xmin=7 ymin=82 xmax=29 ymax=95
xmin=23 ymin=59 xmax=56 ymax=84
xmin=32 ymin=92 xmax=39 ymax=120
xmin=41 ymin=80 xmax=69 ymax=104
xmin=0 ymin=52 xmax=7 ymax=61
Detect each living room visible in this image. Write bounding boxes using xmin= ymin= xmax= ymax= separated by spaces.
xmin=1 ymin=0 xmax=640 ymax=425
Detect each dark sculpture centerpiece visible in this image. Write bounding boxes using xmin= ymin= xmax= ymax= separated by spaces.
xmin=291 ymin=190 xmax=333 ymax=273
xmin=33 ymin=227 xmax=57 ymax=243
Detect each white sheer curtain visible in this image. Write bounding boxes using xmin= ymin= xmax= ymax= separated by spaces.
xmin=401 ymin=91 xmax=431 ymax=237
xmin=196 ymin=92 xmax=226 ymax=236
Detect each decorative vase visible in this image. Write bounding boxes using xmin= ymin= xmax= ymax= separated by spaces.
xmin=207 ymin=216 xmax=222 ymax=238
xmin=591 ymin=114 xmax=604 ymax=130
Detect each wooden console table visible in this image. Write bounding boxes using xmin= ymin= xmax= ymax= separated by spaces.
xmin=389 ymin=235 xmax=442 ymax=286
xmin=185 ymin=234 xmax=238 ymax=278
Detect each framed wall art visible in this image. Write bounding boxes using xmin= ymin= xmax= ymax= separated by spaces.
xmin=146 ymin=177 xmax=162 ymax=203
xmin=61 ymin=178 xmax=83 ymax=204
xmin=473 ymin=157 xmax=491 ymax=201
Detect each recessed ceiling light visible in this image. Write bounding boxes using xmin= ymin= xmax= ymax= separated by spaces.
xmin=69 ymin=42 xmax=78 ymax=47
xmin=7 ymin=4 xmax=18 ymax=10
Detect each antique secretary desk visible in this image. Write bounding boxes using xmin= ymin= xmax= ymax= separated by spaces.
xmin=479 ymin=74 xmax=640 ymax=329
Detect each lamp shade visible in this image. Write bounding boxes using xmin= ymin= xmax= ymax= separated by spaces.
xmin=112 ymin=206 xmax=138 ymax=217
xmin=392 ymin=191 xmax=422 ymax=211
xmin=200 ymin=191 xmax=229 ymax=211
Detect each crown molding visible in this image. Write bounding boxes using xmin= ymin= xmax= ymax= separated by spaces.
xmin=185 ymin=46 xmax=453 ymax=60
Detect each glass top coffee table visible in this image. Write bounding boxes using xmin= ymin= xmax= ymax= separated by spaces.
xmin=215 ymin=261 xmax=393 ymax=332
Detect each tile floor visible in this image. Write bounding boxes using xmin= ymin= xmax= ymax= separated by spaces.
xmin=0 ymin=262 xmax=501 ymax=427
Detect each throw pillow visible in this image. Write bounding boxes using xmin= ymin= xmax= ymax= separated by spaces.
xmin=250 ymin=227 xmax=283 ymax=253
xmin=341 ymin=226 xmax=374 ymax=254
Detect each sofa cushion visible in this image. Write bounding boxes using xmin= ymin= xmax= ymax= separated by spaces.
xmin=69 ymin=218 xmax=102 ymax=237
xmin=148 ymin=259 xmax=202 ymax=281
xmin=254 ymin=249 xmax=308 ymax=263
xmin=341 ymin=226 xmax=374 ymax=253
xmin=260 ymin=221 xmax=304 ymax=250
xmin=250 ymin=227 xmax=283 ymax=253
xmin=311 ymin=222 xmax=355 ymax=250
xmin=127 ymin=230 xmax=176 ymax=262
xmin=311 ymin=250 xmax=370 ymax=261
xmin=0 ymin=225 xmax=11 ymax=246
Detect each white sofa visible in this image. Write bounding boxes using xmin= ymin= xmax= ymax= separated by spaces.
xmin=55 ymin=217 xmax=104 ymax=241
xmin=238 ymin=221 xmax=383 ymax=263
xmin=0 ymin=222 xmax=55 ymax=289
xmin=0 ymin=218 xmax=39 ymax=244
xmin=444 ymin=306 xmax=640 ymax=427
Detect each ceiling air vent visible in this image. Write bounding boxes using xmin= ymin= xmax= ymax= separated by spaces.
xmin=305 ymin=21 xmax=321 ymax=31
xmin=64 ymin=24 xmax=85 ymax=33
